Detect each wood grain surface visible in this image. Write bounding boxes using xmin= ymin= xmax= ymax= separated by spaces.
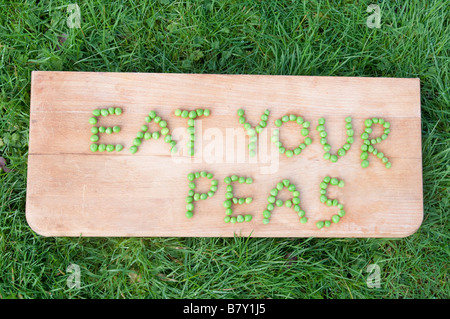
xmin=26 ymin=71 xmax=423 ymax=237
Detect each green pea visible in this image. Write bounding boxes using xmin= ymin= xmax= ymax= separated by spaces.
xmin=237 ymin=215 xmax=244 ymax=223
xmin=152 ymin=131 xmax=160 ymax=139
xmin=361 ymin=160 xmax=369 ymax=168
xmin=262 ymin=218 xmax=270 ymax=224
xmin=101 ymin=109 xmax=109 ymax=117
xmin=105 ymin=144 xmax=114 ymax=152
xmin=275 ymin=119 xmax=283 ymax=127
xmin=294 ymin=148 xmax=302 ymax=155
xmin=301 ymin=128 xmax=309 ymax=136
xmin=90 ymin=144 xmax=98 ymax=152
xmin=361 ymin=132 xmax=369 ymax=140
xmin=278 ymin=147 xmax=285 ymax=154
xmin=270 ymin=188 xmax=278 ymax=196
xmin=304 ymin=137 xmax=312 ymax=145
xmin=144 ymin=132 xmax=151 ymax=140
xmin=107 ymin=107 xmax=114 ymax=115
xmin=338 ymin=180 xmax=345 ymax=187
xmin=91 ymin=127 xmax=99 ymax=134
xmin=347 ymin=137 xmax=354 ymax=144
xmin=92 ymin=109 xmax=101 ymax=116
xmin=105 ymin=127 xmax=113 ymax=135
xmin=186 ymin=211 xmax=194 ymax=219
xmin=230 ymin=216 xmax=237 ymax=224
xmin=338 ymin=210 xmax=346 ymax=217
xmin=98 ymin=144 xmax=106 ymax=152
xmin=365 ymin=119 xmax=373 ymax=127
xmin=330 ymin=155 xmax=338 ymax=162
xmin=224 ymin=216 xmax=231 ymax=223
xmin=223 ymin=200 xmax=232 ymax=209
xmin=263 ymin=210 xmax=271 ymax=218
xmin=285 ymin=200 xmax=292 ymax=208
xmin=145 ymin=116 xmax=151 ymax=123
xmin=89 ymin=117 xmax=97 ymax=125
xmin=90 ymin=134 xmax=99 ymax=142
xmin=320 ymin=195 xmax=327 ymax=203
xmin=297 ymin=209 xmax=305 ymax=217
xmin=296 ymin=117 xmax=304 ymax=125
xmin=332 ymin=215 xmax=340 ymax=223
xmin=154 ymin=116 xmax=161 ymax=123
xmin=316 ymin=221 xmax=325 ymax=229
xmin=282 ymin=115 xmax=289 ymax=122
xmin=113 ymin=126 xmax=121 ymax=133
xmin=203 ymin=109 xmax=210 ymax=116
xmin=268 ymin=196 xmax=276 ymax=204
xmin=141 ymin=125 xmax=148 ymax=132
xmin=186 ymin=203 xmax=194 ymax=211
xmin=245 ymin=177 xmax=253 ymax=184
xmin=289 ymin=114 xmax=297 ymax=121
xmin=188 ymin=173 xmax=195 ymax=181
xmin=318 ymin=117 xmax=325 ymax=125
xmin=237 ymin=109 xmax=244 ymax=116
xmin=244 ymin=214 xmax=252 ymax=222
xmin=275 ymin=199 xmax=283 ymax=207
xmin=324 ymin=220 xmax=331 ymax=227
xmin=238 ymin=197 xmax=245 ymax=205
xmin=300 ymin=217 xmax=308 ymax=224
xmin=337 ymin=148 xmax=346 ymax=157
xmin=285 ymin=150 xmax=294 ymax=157
xmin=267 ymin=203 xmax=274 ymax=211
xmin=324 ymin=152 xmax=331 ymax=160
xmin=133 ymin=138 xmax=142 ymax=146
xmin=193 ymin=193 xmax=200 ymax=201
xmin=385 ymin=162 xmax=392 ymax=169
xmin=345 ymin=116 xmax=352 ymax=123
xmin=180 ymin=110 xmax=188 ymax=118
xmin=276 ymin=182 xmax=284 ymax=191
xmin=200 ymin=193 xmax=208 ymax=200
xmin=114 ymin=108 xmax=122 ymax=115
xmin=129 ymin=145 xmax=137 ymax=154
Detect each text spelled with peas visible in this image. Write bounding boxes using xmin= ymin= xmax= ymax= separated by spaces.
xmin=88 ymin=107 xmax=393 ymax=229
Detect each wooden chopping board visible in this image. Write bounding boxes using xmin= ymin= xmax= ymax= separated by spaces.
xmin=26 ymin=71 xmax=423 ymax=237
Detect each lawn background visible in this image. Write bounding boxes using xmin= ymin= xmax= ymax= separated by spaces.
xmin=0 ymin=0 xmax=448 ymax=299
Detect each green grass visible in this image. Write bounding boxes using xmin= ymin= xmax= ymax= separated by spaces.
xmin=0 ymin=0 xmax=448 ymax=299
